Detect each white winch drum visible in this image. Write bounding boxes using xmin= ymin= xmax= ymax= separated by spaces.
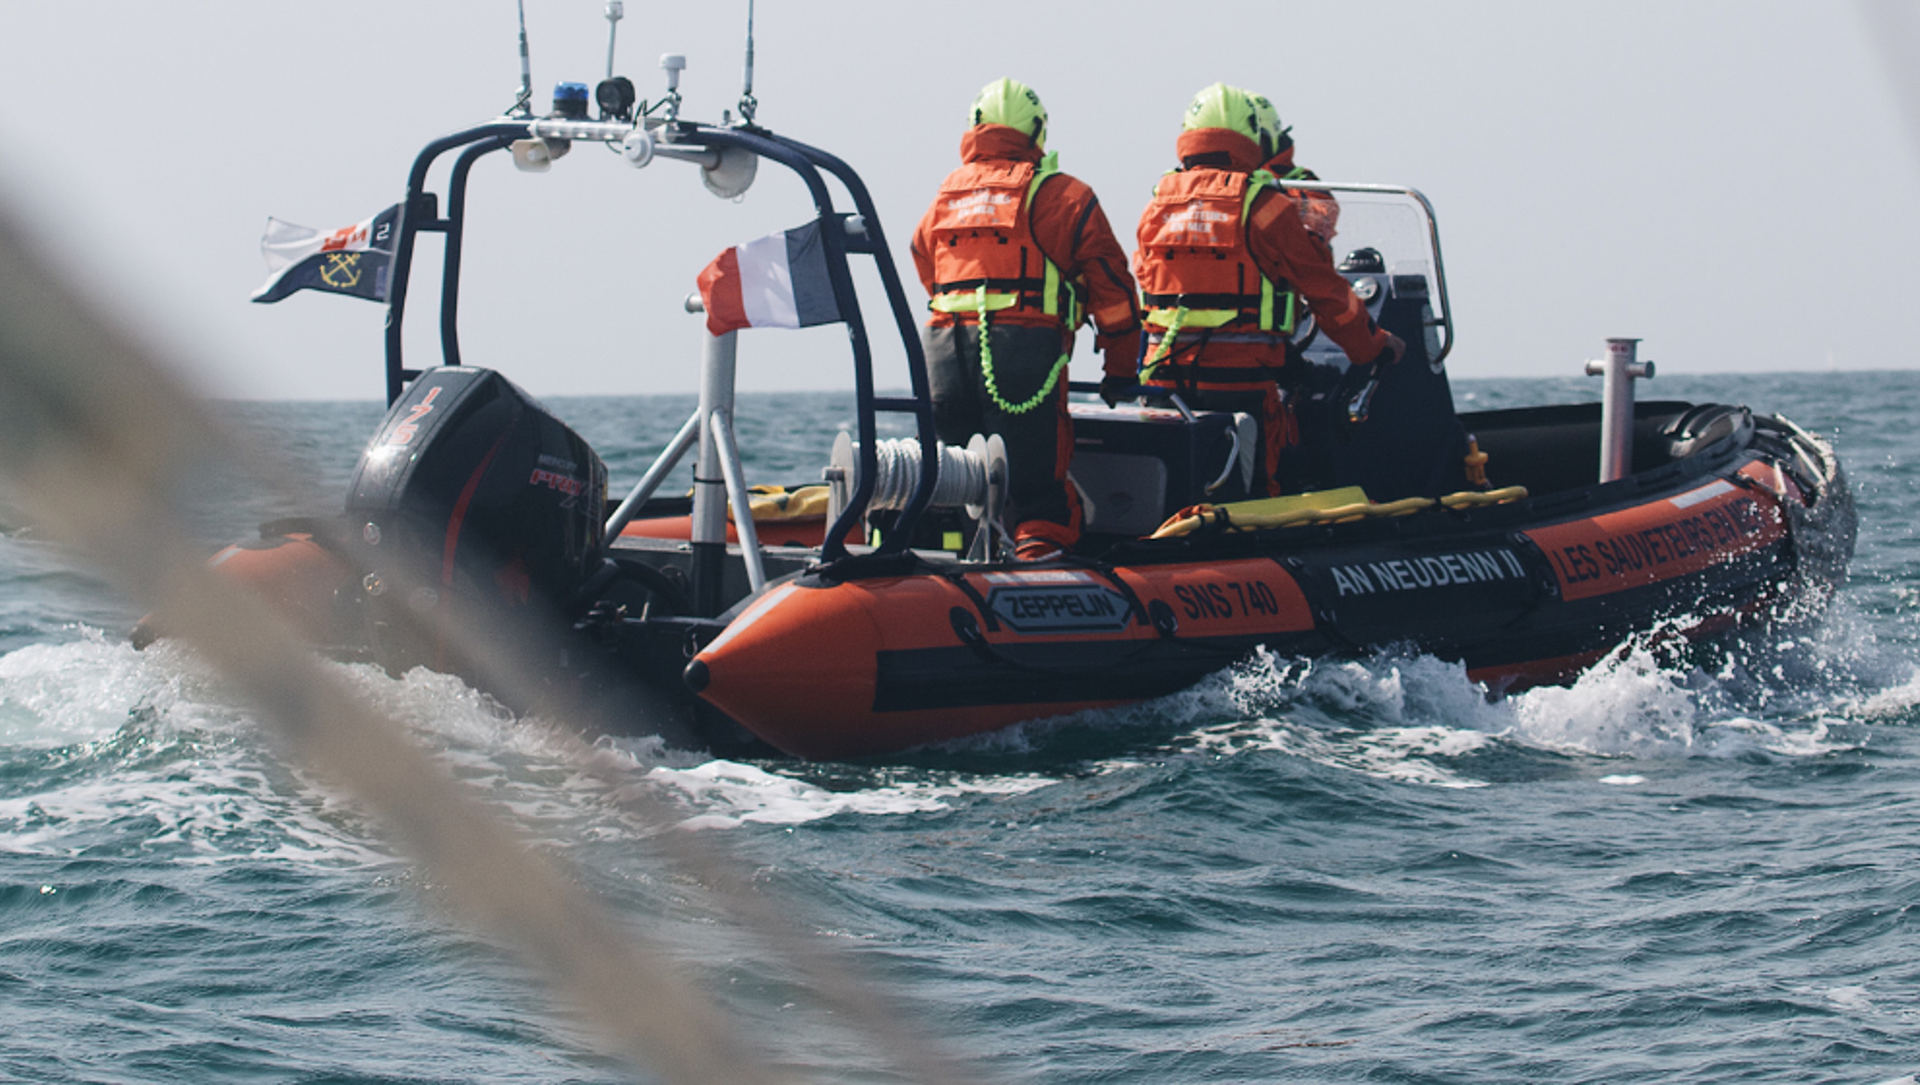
xmin=823 ymin=432 xmax=1006 ymax=529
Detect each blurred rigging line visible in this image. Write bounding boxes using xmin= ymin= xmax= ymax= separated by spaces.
xmin=1855 ymin=0 xmax=1920 ymax=161
xmin=0 ymin=198 xmax=771 ymax=1085
xmin=0 ymin=186 xmax=974 ymax=1083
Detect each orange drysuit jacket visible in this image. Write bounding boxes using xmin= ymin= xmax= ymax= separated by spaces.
xmin=913 ymin=125 xmax=1142 ymax=379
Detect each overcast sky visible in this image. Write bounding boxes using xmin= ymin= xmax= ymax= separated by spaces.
xmin=2 ymin=1 xmax=1916 ymax=400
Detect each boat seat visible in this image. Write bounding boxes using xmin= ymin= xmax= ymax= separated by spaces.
xmin=1663 ymin=403 xmax=1752 ymax=460
xmin=1462 ymin=401 xmax=1749 ymax=497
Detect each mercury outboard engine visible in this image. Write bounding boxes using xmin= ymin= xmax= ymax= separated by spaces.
xmin=345 ymin=366 xmax=607 ymax=679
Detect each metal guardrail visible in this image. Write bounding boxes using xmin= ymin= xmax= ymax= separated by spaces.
xmin=1279 ymin=180 xmax=1455 ymax=368
xmin=379 ymin=117 xmax=943 ymax=569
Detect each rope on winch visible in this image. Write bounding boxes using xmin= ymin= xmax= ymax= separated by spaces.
xmin=865 ymin=437 xmax=991 ymax=511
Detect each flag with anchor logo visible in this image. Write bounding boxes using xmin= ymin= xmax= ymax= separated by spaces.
xmin=251 ymin=204 xmax=399 ymax=304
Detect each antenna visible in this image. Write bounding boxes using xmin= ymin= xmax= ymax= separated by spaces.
xmin=604 ymin=1 xmax=624 ymax=81
xmin=737 ymin=0 xmax=757 ymax=125
xmin=660 ymin=53 xmax=686 ymax=123
xmin=511 ymin=0 xmax=534 ymax=117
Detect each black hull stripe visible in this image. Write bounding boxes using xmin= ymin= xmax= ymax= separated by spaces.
xmin=871 ymin=543 xmax=1800 ymax=714
xmin=875 ymin=635 xmax=1294 ymax=712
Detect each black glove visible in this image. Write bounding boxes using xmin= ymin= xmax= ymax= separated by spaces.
xmin=1333 ymin=334 xmax=1404 ymax=424
xmin=1375 ymin=333 xmax=1406 ymax=367
xmin=1099 ymin=376 xmax=1137 ymax=408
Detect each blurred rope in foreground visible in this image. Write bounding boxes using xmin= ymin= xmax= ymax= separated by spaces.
xmin=0 ymin=199 xmax=971 ymax=1083
xmin=1856 ymin=0 xmax=1920 ymax=156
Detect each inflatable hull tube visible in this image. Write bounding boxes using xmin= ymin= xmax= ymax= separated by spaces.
xmin=694 ymin=457 xmax=1812 ymax=759
xmin=692 ymin=556 xmax=1317 ymax=760
xmin=134 ymin=530 xmax=356 ymax=651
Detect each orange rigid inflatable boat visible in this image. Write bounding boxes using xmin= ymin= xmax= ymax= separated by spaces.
xmin=164 ymin=74 xmax=1855 ymax=760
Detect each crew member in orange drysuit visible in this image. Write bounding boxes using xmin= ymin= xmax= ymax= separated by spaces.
xmin=912 ymin=78 xmax=1141 ymax=561
xmin=1129 ymin=83 xmax=1402 ymax=497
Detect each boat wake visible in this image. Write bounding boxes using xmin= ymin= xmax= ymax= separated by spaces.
xmin=0 ymin=629 xmax=1061 ymax=845
xmin=1 ymin=601 xmax=1910 ymax=847
xmin=905 ymin=599 xmax=1913 ymax=790
xmin=0 ymin=629 xmax=390 ymax=865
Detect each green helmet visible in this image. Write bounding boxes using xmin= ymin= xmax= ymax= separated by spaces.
xmin=1183 ymin=82 xmax=1270 ymax=158
xmin=1247 ymin=92 xmax=1290 ymax=160
xmin=970 ymin=77 xmax=1048 ymax=151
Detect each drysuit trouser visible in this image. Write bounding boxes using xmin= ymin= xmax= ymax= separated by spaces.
xmin=924 ymin=321 xmax=1082 ymax=549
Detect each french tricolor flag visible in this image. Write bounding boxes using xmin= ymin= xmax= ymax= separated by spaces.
xmin=695 ymin=220 xmax=842 ymax=337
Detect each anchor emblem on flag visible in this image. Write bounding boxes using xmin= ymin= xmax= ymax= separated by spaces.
xmin=319 ymin=252 xmax=363 ymax=289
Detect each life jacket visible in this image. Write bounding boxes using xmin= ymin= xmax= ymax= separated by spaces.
xmin=1137 ymin=168 xmax=1296 ymax=339
xmin=925 ymin=151 xmax=1081 ymax=327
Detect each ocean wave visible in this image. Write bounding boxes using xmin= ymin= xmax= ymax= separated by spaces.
xmin=1037 ymin=626 xmax=1882 ymax=791
xmin=0 ymin=632 xmax=398 ymax=866
xmin=0 ymin=593 xmax=1901 ymax=844
xmin=642 ymin=759 xmax=1058 ymax=829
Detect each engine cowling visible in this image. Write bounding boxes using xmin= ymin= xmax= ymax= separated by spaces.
xmin=345 ymin=366 xmax=606 ymax=675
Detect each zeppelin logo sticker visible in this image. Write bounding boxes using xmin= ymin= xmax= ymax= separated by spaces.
xmin=987 ymin=583 xmax=1132 ymax=635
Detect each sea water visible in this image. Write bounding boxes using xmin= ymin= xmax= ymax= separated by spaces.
xmin=2 ymin=372 xmax=1918 ymax=1083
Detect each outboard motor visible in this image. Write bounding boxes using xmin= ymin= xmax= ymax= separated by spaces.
xmin=345 ymin=367 xmax=607 ymax=678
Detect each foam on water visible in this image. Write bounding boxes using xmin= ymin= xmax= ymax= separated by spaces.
xmin=0 ymin=629 xmax=722 ymax=864
xmin=1112 ymin=650 xmax=1502 ymax=787
xmin=1503 ymin=644 xmax=1707 ymax=756
xmin=645 ymin=760 xmax=1058 ymax=829
xmin=933 ymin=621 xmax=1889 ymax=794
xmin=0 ymin=630 xmax=394 ymax=866
xmin=16 ymin=608 xmax=1885 ymax=852
xmin=1849 ymin=670 xmax=1920 ymax=718
xmin=0 ymin=626 xmax=198 ymax=747
xmin=328 ymin=665 xmax=1070 ymax=831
